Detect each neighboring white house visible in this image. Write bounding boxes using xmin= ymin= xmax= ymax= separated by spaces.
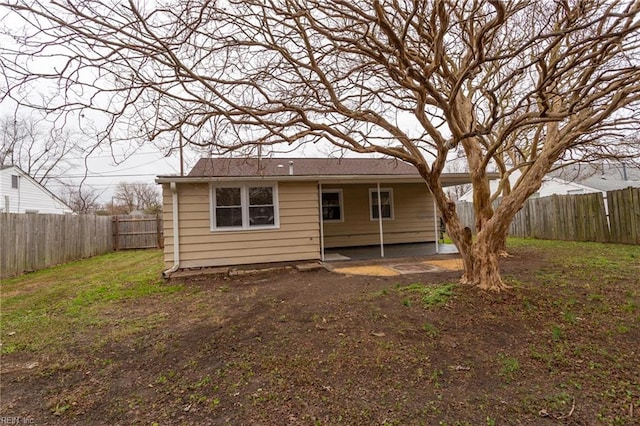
xmin=459 ymin=163 xmax=640 ymax=202
xmin=0 ymin=165 xmax=73 ymax=214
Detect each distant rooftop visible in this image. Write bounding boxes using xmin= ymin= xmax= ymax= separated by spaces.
xmin=550 ymin=162 xmax=640 ymax=191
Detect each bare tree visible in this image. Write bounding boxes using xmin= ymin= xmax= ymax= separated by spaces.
xmin=61 ymin=184 xmax=102 ymax=214
xmin=112 ymin=182 xmax=161 ymax=214
xmin=0 ymin=114 xmax=80 ymax=184
xmin=1 ymin=0 xmax=639 ymax=290
xmin=132 ymin=183 xmax=161 ymax=214
xmin=113 ymin=182 xmax=137 ymax=214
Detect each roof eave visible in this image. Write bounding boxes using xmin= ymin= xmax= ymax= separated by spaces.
xmin=156 ymin=172 xmax=481 ymax=187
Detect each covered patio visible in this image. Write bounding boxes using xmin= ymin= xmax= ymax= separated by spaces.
xmin=324 ymin=242 xmax=459 ymax=261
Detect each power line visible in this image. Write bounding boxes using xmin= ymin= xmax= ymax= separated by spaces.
xmin=63 ymin=151 xmax=171 ymax=161
xmin=45 ymin=181 xmax=158 ymax=188
xmin=33 ymin=159 xmax=179 ymax=179
xmin=44 ymin=172 xmax=170 ymax=179
xmin=28 ymin=156 xmax=180 ymax=181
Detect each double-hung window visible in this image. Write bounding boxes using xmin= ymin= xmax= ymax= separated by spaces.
xmin=321 ymin=190 xmax=343 ymax=222
xmin=369 ymin=188 xmax=394 ymax=220
xmin=248 ymin=186 xmax=276 ymax=226
xmin=212 ymin=183 xmax=278 ymax=230
xmin=214 ymin=187 xmax=243 ymax=228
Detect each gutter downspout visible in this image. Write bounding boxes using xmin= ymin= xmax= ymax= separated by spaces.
xmin=163 ymin=182 xmax=180 ymax=277
xmin=318 ymin=182 xmax=325 ymax=262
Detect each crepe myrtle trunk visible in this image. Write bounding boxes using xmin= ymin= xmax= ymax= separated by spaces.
xmin=443 ymin=199 xmax=511 ymax=291
xmin=421 ymin=169 xmax=510 ymax=292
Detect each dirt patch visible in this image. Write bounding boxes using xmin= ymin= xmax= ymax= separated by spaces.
xmin=422 ymin=258 xmax=464 ymax=271
xmin=1 ymin=244 xmax=639 ymax=425
xmin=330 ymin=264 xmax=401 ymax=276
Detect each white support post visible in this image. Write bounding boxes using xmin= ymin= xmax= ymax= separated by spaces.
xmin=377 ymin=182 xmax=385 ymax=258
xmin=433 ymin=197 xmax=439 ymax=254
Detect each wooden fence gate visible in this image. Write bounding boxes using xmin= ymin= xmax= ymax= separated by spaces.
xmin=112 ymin=215 xmax=164 ymax=250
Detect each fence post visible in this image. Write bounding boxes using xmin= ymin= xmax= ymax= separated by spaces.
xmin=113 ymin=216 xmax=119 ymax=251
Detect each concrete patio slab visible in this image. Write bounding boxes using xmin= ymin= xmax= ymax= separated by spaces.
xmin=324 ymin=242 xmax=458 ymax=261
xmin=323 ymin=242 xmax=463 ymax=276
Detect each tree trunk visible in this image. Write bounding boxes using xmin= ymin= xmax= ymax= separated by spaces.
xmin=453 ymin=162 xmax=553 ymax=290
xmin=420 ymin=163 xmax=513 ymax=292
xmin=431 ymin=185 xmax=513 ymax=291
xmin=446 ymin=228 xmax=509 ymax=291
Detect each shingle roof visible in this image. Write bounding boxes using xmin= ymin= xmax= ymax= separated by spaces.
xmin=188 ymin=157 xmax=418 ymax=177
xmin=549 ymin=162 xmax=640 ymax=191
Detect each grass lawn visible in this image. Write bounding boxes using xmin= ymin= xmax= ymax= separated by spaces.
xmin=1 ymin=240 xmax=638 ymax=424
xmin=1 ymin=250 xmax=181 ymax=355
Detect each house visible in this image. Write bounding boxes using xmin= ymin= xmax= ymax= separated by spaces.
xmin=0 ymin=165 xmax=73 ymax=214
xmin=548 ymin=162 xmax=640 ymax=193
xmin=156 ymin=157 xmax=473 ymax=274
xmin=458 ymin=163 xmax=640 ymax=202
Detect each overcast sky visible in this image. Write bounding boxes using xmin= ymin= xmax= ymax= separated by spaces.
xmin=49 ymin=147 xmax=186 ymax=202
xmin=0 ymin=6 xmax=423 ymax=204
xmin=0 ymin=107 xmax=189 ymax=201
xmin=0 ymin=86 xmax=207 ymax=203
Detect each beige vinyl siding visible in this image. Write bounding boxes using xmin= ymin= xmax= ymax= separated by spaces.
xmin=323 ymin=183 xmax=436 ymax=248
xmin=162 ymin=181 xmax=320 ymax=269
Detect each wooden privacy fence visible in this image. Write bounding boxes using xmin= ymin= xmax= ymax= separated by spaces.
xmin=455 ymin=187 xmax=640 ymax=244
xmin=0 ymin=213 xmax=113 ymax=279
xmin=607 ymin=187 xmax=640 ymax=244
xmin=1 ymin=213 xmax=165 ymax=279
xmin=517 ymin=192 xmax=610 ymax=242
xmin=112 ymin=215 xmax=164 ymax=250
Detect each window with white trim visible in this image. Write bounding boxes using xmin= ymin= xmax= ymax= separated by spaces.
xmin=11 ymin=175 xmax=19 ymax=189
xmin=211 ymin=184 xmax=278 ymax=230
xmin=321 ymin=189 xmax=343 ymax=222
xmin=369 ymin=188 xmax=394 ymax=220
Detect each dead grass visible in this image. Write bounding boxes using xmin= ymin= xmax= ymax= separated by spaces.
xmin=1 ymin=239 xmax=638 ymax=424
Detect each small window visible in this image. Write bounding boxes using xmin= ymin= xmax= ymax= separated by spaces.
xmin=322 ymin=190 xmax=343 ymax=222
xmin=25 ymin=209 xmax=39 ymax=214
xmin=211 ymin=183 xmax=278 ymax=230
xmin=11 ymin=175 xmax=19 ymax=189
xmin=567 ymin=189 xmax=585 ymax=195
xmin=369 ymin=188 xmax=394 ymax=220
